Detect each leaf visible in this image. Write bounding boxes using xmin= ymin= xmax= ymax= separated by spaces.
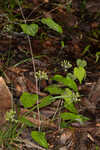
xmin=38 ymin=95 xmax=54 ymax=108
xmin=76 ymin=59 xmax=87 ymax=68
xmin=64 ymin=76 xmax=78 ymax=92
xmin=67 ymin=73 xmax=76 ymax=80
xmin=51 ymin=74 xmax=65 ymax=83
xmin=64 ymin=102 xmax=77 ymax=113
xmin=31 ymin=131 xmax=48 ymax=149
xmin=45 ymin=84 xmax=64 ymax=95
xmin=20 ymin=24 xmax=38 ymax=36
xmin=20 ymin=92 xmax=38 ymax=108
xmin=63 ymin=88 xmax=78 ymax=113
xmin=52 ymin=75 xmax=78 ymax=91
xmin=74 ymin=67 xmax=86 ymax=84
xmin=19 ymin=116 xmax=34 ymax=127
xmin=60 ymin=112 xmax=89 ymax=124
xmin=63 ymin=88 xmax=73 ymax=100
xmin=41 ymin=18 xmax=63 ymax=34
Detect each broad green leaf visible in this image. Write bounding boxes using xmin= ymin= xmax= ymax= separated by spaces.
xmin=19 ymin=116 xmax=34 ymax=127
xmin=41 ymin=18 xmax=63 ymax=34
xmin=60 ymin=112 xmax=89 ymax=124
xmin=52 ymin=75 xmax=78 ymax=91
xmin=45 ymin=84 xmax=64 ymax=95
xmin=20 ymin=92 xmax=38 ymax=108
xmin=20 ymin=24 xmax=38 ymax=36
xmin=31 ymin=131 xmax=48 ymax=149
xmin=63 ymin=88 xmax=78 ymax=113
xmin=64 ymin=102 xmax=77 ymax=113
xmin=51 ymin=74 xmax=65 ymax=83
xmin=64 ymin=76 xmax=78 ymax=92
xmin=38 ymin=95 xmax=54 ymax=108
xmin=76 ymin=59 xmax=87 ymax=68
xmin=74 ymin=67 xmax=86 ymax=84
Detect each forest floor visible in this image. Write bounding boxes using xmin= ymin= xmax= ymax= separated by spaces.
xmin=0 ymin=0 xmax=100 ymax=150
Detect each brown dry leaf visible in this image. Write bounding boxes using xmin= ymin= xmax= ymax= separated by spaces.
xmin=60 ymin=129 xmax=74 ymax=145
xmin=27 ymin=116 xmax=57 ymax=129
xmin=8 ymin=66 xmax=28 ymax=74
xmin=25 ymin=77 xmax=47 ymax=96
xmin=0 ymin=77 xmax=12 ymax=126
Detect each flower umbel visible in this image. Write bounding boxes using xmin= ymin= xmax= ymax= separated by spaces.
xmin=61 ymin=60 xmax=72 ymax=71
xmin=5 ymin=109 xmax=18 ymax=123
xmin=71 ymin=92 xmax=80 ymax=102
xmin=35 ymin=70 xmax=48 ymax=80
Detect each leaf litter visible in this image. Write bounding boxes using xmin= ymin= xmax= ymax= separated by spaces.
xmin=0 ymin=0 xmax=100 ymax=149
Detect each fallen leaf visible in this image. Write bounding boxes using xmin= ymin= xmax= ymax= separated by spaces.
xmin=0 ymin=77 xmax=12 ymax=126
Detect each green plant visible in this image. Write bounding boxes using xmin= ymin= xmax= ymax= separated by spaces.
xmin=18 ymin=59 xmax=88 ymax=148
xmin=47 ymin=59 xmax=88 ymax=124
xmin=0 ymin=110 xmax=23 ymax=150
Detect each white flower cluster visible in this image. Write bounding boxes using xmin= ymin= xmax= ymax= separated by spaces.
xmin=5 ymin=109 xmax=18 ymax=123
xmin=35 ymin=70 xmax=48 ymax=80
xmin=71 ymin=92 xmax=80 ymax=102
xmin=61 ymin=60 xmax=72 ymax=72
